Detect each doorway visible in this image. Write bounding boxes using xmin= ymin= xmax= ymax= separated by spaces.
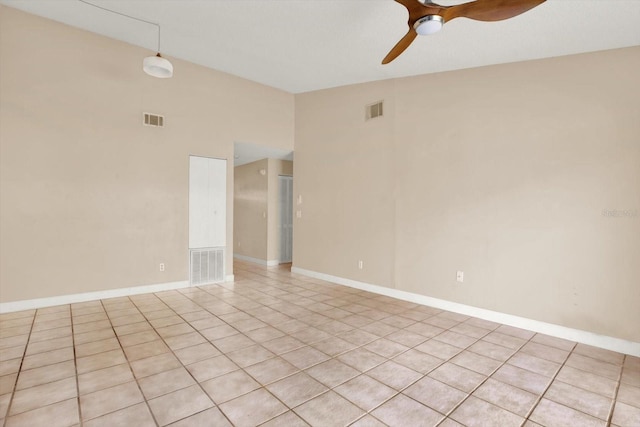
xmin=232 ymin=142 xmax=293 ymax=267
xmin=278 ymin=175 xmax=293 ymax=263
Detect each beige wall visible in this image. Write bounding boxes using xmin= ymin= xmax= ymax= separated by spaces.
xmin=267 ymin=159 xmax=293 ymax=262
xmin=233 ymin=159 xmax=269 ymax=260
xmin=294 ymin=47 xmax=640 ymax=342
xmin=0 ymin=6 xmax=294 ymax=302
xmin=294 ymin=80 xmax=397 ymax=288
xmin=233 ymin=158 xmax=293 ymax=263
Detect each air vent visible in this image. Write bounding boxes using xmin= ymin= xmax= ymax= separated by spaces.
xmin=365 ymin=101 xmax=384 ymax=121
xmin=190 ymin=248 xmax=224 ymax=285
xmin=143 ymin=112 xmax=164 ymax=127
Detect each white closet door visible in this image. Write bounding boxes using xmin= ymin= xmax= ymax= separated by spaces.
xmin=189 ymin=156 xmax=226 ymax=249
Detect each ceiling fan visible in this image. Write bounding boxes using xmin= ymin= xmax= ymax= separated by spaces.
xmin=382 ymin=0 xmax=547 ymax=64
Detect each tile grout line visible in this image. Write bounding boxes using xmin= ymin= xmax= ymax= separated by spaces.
xmin=2 ymin=309 xmax=37 ymax=426
xmin=131 ymin=292 xmax=239 ymax=427
xmin=606 ymin=353 xmax=625 ymax=426
xmin=529 ymin=344 xmax=628 ymax=424
xmin=174 ymin=276 xmax=397 ymax=425
xmin=519 ymin=340 xmax=578 ymax=426
xmin=98 ymin=298 xmax=160 ymax=427
xmin=217 ymin=270 xmax=499 ymax=426
xmin=363 ymin=316 xmax=490 ymax=423
xmin=123 ymin=296 xmax=179 ymax=425
xmin=335 ymin=313 xmax=498 ymax=426
xmin=350 ymin=304 xmax=508 ymax=424
xmin=69 ymin=305 xmax=84 ymax=427
xmin=239 ymin=281 xmax=389 ymax=426
xmin=129 ymin=294 xmax=211 ymax=426
xmin=433 ymin=326 xmax=535 ymax=426
xmin=485 ymin=339 xmax=626 ymax=425
xmin=171 ymin=285 xmax=322 ymax=425
xmin=361 ymin=315 xmax=526 ymax=425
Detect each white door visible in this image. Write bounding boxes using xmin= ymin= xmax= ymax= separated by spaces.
xmin=189 ymin=156 xmax=226 ymax=248
xmin=188 ymin=156 xmax=226 ymax=284
xmin=278 ymin=175 xmax=293 ymax=263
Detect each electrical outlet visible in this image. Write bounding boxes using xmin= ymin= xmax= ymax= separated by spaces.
xmin=456 ymin=271 xmax=464 ymax=283
xmin=159 ymin=263 xmax=165 ymax=272
xmin=358 ymin=260 xmax=364 ymax=270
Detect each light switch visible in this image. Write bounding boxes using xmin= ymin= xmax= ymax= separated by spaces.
xmin=296 ymin=210 xmax=302 ymax=218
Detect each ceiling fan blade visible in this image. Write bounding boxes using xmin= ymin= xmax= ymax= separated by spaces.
xmin=394 ymin=0 xmax=419 ymax=9
xmin=382 ymin=29 xmax=418 ymax=64
xmin=395 ymin=0 xmax=447 ymax=22
xmin=394 ymin=0 xmax=432 ymax=16
xmin=444 ymin=0 xmax=546 ymax=22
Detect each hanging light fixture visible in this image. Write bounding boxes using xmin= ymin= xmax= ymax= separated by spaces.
xmin=142 ymin=23 xmax=173 ymax=78
xmin=143 ymin=53 xmax=173 ymax=78
xmin=79 ymin=0 xmax=173 ymax=78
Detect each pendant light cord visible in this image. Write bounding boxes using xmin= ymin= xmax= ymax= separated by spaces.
xmin=78 ymin=0 xmax=162 ymax=52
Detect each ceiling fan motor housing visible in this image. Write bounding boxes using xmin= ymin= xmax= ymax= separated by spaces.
xmin=414 ymin=15 xmax=445 ymax=35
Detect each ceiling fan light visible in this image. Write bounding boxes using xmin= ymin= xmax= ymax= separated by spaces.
xmin=414 ymin=15 xmax=444 ymax=35
xmin=143 ymin=53 xmax=173 ymax=78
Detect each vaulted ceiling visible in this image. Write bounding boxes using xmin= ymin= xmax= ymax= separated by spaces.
xmin=2 ymin=0 xmax=640 ymax=93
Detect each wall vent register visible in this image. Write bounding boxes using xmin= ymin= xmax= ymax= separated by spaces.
xmin=143 ymin=112 xmax=164 ymax=127
xmin=190 ymin=248 xmax=224 ymax=285
xmin=365 ymin=101 xmax=384 ymax=121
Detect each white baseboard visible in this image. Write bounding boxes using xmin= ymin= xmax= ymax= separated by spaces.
xmin=0 ymin=274 xmax=238 ymax=314
xmin=291 ymin=267 xmax=640 ymax=357
xmin=233 ymin=254 xmax=279 ymax=267
xmin=0 ymin=280 xmax=190 ymax=314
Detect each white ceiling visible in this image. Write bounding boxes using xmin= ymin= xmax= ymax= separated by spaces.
xmin=234 ymin=142 xmax=293 ymax=167
xmin=2 ymin=0 xmax=639 ymax=94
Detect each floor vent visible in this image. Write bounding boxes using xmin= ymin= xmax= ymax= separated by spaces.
xmin=190 ymin=248 xmax=224 ymax=285
xmin=143 ymin=112 xmax=164 ymax=127
xmin=365 ymin=101 xmax=384 ymax=121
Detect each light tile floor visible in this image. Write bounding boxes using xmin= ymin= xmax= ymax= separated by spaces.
xmin=1 ymin=261 xmax=639 ymax=426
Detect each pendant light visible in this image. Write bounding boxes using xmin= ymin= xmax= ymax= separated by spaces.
xmin=143 ymin=24 xmax=173 ymax=78
xmin=143 ymin=53 xmax=173 ymax=78
xmin=79 ymin=0 xmax=173 ymax=78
